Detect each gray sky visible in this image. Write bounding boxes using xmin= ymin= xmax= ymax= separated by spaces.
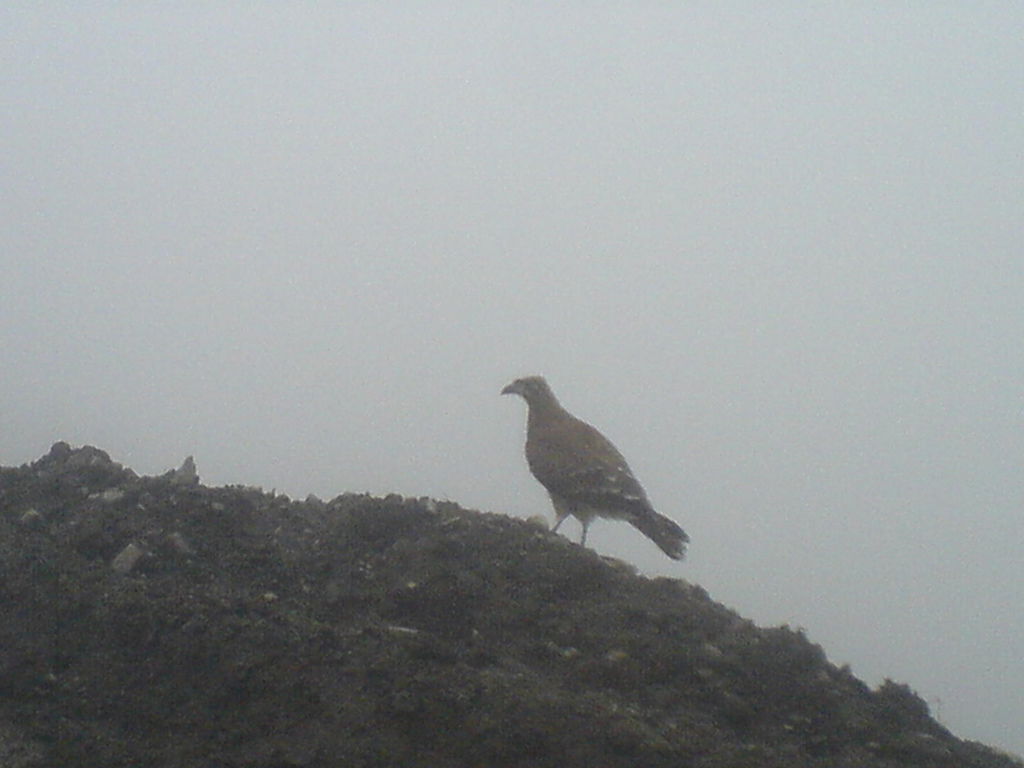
xmin=2 ymin=3 xmax=1022 ymax=755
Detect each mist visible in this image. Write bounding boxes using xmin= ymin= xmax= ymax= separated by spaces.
xmin=2 ymin=4 xmax=1022 ymax=755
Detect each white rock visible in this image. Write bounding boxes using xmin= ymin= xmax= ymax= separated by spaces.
xmin=94 ymin=488 xmax=125 ymax=503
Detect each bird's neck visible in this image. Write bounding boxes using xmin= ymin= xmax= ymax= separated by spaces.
xmin=526 ymin=395 xmax=566 ymax=427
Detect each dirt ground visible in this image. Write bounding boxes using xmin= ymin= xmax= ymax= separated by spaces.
xmin=0 ymin=443 xmax=1019 ymax=767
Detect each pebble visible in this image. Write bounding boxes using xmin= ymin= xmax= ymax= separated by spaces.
xmin=167 ymin=532 xmax=194 ymax=555
xmin=111 ymin=542 xmax=146 ymax=574
xmin=19 ymin=508 xmax=44 ymax=528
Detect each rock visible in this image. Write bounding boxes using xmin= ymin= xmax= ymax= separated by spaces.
xmin=92 ymin=488 xmax=126 ymax=504
xmin=701 ymin=642 xmax=725 ymax=660
xmin=167 ymin=532 xmax=194 ymax=555
xmin=66 ymin=445 xmax=114 ymax=469
xmin=111 ymin=542 xmax=146 ymax=574
xmin=168 ymin=456 xmax=199 ymax=486
xmin=1 ymin=443 xmax=1020 ymax=768
xmin=45 ymin=441 xmax=72 ymax=462
xmin=18 ymin=508 xmax=43 ymax=528
xmin=525 ymin=514 xmax=549 ymax=530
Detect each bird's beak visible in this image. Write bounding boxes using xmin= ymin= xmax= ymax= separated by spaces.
xmin=501 ymin=382 xmax=517 ymax=396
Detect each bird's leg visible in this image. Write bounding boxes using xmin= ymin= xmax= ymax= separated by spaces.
xmin=552 ymin=514 xmax=567 ymax=533
xmin=580 ymin=519 xmax=590 ymax=547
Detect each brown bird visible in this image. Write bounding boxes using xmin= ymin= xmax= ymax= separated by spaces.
xmin=502 ymin=375 xmax=688 ymax=560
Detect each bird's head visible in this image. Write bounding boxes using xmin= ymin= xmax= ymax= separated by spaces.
xmin=501 ymin=375 xmax=557 ymax=407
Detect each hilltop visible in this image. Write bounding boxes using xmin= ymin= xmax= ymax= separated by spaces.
xmin=0 ymin=443 xmax=1019 ymax=768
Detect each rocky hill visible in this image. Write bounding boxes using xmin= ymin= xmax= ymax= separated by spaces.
xmin=0 ymin=443 xmax=1019 ymax=768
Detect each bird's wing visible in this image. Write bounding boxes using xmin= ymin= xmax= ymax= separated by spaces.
xmin=526 ymin=415 xmax=650 ymax=513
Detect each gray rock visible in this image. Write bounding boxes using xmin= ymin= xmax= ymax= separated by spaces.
xmin=167 ymin=532 xmax=194 ymax=555
xmin=18 ymin=508 xmax=44 ymax=528
xmin=45 ymin=441 xmax=72 ymax=462
xmin=66 ymin=445 xmax=115 ymax=469
xmin=111 ymin=542 xmax=146 ymax=574
xmin=168 ymin=456 xmax=199 ymax=486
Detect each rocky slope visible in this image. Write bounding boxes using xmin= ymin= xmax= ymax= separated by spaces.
xmin=0 ymin=443 xmax=1019 ymax=768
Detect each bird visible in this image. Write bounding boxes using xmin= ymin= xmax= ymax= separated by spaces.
xmin=501 ymin=375 xmax=688 ymax=560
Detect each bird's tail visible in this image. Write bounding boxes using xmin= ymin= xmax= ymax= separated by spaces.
xmin=628 ymin=507 xmax=689 ymax=560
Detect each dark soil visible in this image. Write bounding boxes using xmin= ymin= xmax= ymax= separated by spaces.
xmin=0 ymin=443 xmax=1019 ymax=767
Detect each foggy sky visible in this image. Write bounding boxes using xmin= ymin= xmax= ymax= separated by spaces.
xmin=2 ymin=4 xmax=1022 ymax=755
